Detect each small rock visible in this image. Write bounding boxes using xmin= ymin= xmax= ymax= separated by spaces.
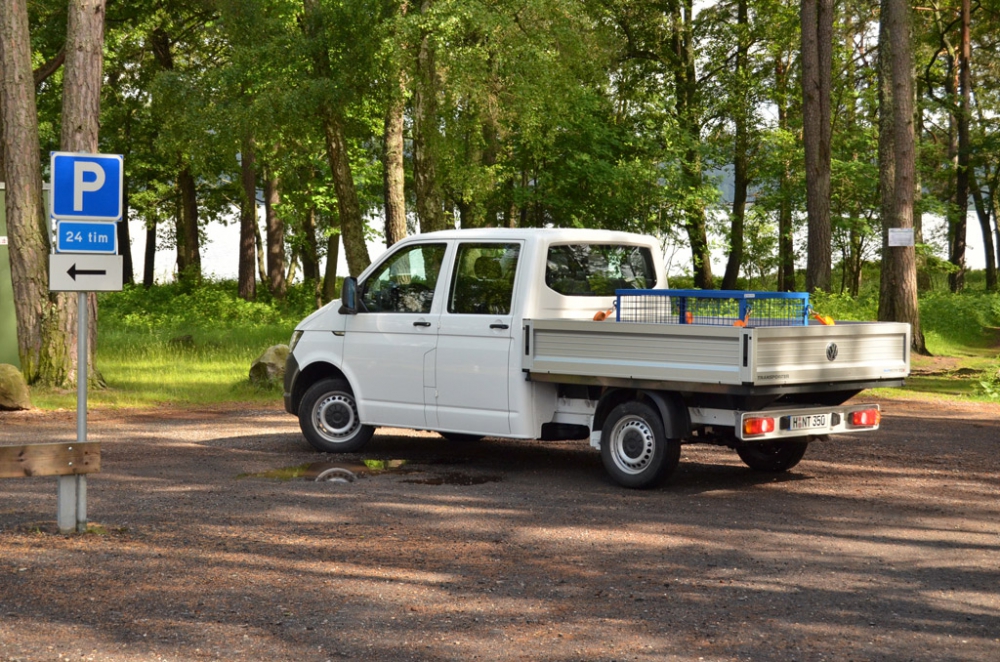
xmin=249 ymin=344 xmax=289 ymax=385
xmin=0 ymin=363 xmax=31 ymax=411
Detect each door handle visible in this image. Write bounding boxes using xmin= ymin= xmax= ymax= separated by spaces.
xmin=413 ymin=321 xmax=432 ymax=327
xmin=490 ymin=323 xmax=509 ymax=330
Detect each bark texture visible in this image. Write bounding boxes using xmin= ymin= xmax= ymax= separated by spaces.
xmin=722 ymin=0 xmax=749 ymax=291
xmin=238 ymin=137 xmax=257 ymax=301
xmin=672 ymin=0 xmax=712 ymax=289
xmin=58 ymin=0 xmax=107 ymax=387
xmin=413 ymin=0 xmax=448 ymax=234
xmin=0 ymin=0 xmax=51 ymax=381
xmin=176 ymin=165 xmax=201 ymax=281
xmin=877 ymin=0 xmax=926 ymax=355
xmin=948 ymin=0 xmax=971 ymax=293
xmin=383 ymin=81 xmax=407 ymax=247
xmin=263 ymin=166 xmax=286 ymax=300
xmin=800 ymin=0 xmax=833 ymax=293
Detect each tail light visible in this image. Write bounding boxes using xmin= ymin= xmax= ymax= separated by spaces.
xmin=849 ymin=409 xmax=881 ymax=427
xmin=743 ymin=417 xmax=775 ymax=436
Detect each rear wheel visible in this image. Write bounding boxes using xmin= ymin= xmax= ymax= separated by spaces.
xmin=600 ymin=401 xmax=681 ymax=489
xmin=298 ymin=378 xmax=375 ymax=453
xmin=736 ymin=440 xmax=808 ymax=472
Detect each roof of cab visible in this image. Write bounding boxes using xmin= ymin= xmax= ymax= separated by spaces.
xmin=395 ymin=227 xmax=656 ymax=244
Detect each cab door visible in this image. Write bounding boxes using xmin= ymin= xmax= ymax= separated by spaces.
xmin=343 ymin=242 xmax=447 ymax=429
xmin=432 ymin=242 xmax=521 ymax=435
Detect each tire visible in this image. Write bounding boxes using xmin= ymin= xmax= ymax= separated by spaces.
xmin=736 ymin=440 xmax=808 ymax=472
xmin=298 ymin=378 xmax=375 ymax=453
xmin=600 ymin=401 xmax=681 ymax=489
xmin=439 ymin=432 xmax=485 ymax=443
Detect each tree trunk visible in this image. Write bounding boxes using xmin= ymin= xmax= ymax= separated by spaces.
xmin=301 ymin=207 xmax=320 ymax=283
xmin=970 ymin=170 xmax=997 ymax=291
xmin=238 ymin=136 xmax=257 ymax=301
xmin=301 ymin=206 xmax=321 ymax=309
xmin=722 ymin=0 xmax=749 ymax=291
xmin=175 ymin=165 xmax=200 ymax=282
xmin=383 ymin=71 xmax=407 ymax=247
xmin=254 ymin=221 xmax=267 ymax=284
xmin=302 ymin=0 xmax=370 ymax=277
xmin=143 ymin=221 xmax=156 ymax=288
xmin=322 ymin=231 xmax=340 ymax=303
xmin=263 ymin=166 xmax=286 ymax=299
xmin=0 ymin=0 xmax=51 ymax=382
xmin=117 ymin=175 xmax=133 ymax=285
xmin=800 ymin=0 xmax=833 ymax=293
xmin=877 ymin=0 xmax=926 ymax=355
xmin=60 ymin=0 xmax=107 ymax=388
xmin=775 ymin=58 xmax=795 ymax=291
xmin=949 ymin=0 xmax=971 ymax=293
xmin=673 ymin=0 xmax=712 ymax=289
xmin=413 ymin=0 xmax=448 ymax=233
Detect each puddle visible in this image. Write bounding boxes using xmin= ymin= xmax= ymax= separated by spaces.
xmin=245 ymin=459 xmax=502 ymax=486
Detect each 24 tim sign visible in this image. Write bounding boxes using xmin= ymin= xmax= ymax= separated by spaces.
xmin=49 ymin=152 xmax=123 ymax=222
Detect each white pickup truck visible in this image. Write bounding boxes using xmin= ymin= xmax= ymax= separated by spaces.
xmin=284 ymin=228 xmax=910 ymax=488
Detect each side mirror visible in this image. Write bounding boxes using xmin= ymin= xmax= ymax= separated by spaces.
xmin=339 ymin=277 xmax=358 ymax=315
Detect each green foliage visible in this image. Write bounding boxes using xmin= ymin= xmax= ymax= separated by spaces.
xmin=98 ymin=280 xmax=317 ymax=334
xmin=978 ymin=367 xmax=1000 ymax=400
xmin=918 ymin=290 xmax=1000 ymax=350
xmin=808 ymin=289 xmax=879 ymax=321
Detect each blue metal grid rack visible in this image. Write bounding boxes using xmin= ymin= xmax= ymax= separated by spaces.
xmin=615 ymin=289 xmax=811 ymax=327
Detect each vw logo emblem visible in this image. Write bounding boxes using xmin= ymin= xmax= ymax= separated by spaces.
xmin=826 ymin=343 xmax=839 ymax=361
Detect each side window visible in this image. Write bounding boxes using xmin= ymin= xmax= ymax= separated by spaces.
xmin=545 ymin=244 xmax=656 ymax=296
xmin=448 ymin=243 xmax=520 ymax=315
xmin=360 ymin=243 xmax=446 ymax=313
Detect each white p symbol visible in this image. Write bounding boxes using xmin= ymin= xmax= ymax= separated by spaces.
xmin=73 ymin=161 xmax=106 ymax=211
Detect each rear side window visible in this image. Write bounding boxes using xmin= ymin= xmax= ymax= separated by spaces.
xmin=360 ymin=243 xmax=447 ymax=313
xmin=448 ymin=243 xmax=521 ymax=315
xmin=545 ymin=244 xmax=656 ymax=296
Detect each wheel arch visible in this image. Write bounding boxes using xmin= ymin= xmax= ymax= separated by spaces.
xmin=594 ymin=388 xmax=690 ymax=440
xmin=291 ymin=361 xmax=349 ymax=414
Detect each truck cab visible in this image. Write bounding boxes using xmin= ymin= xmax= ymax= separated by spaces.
xmin=284 ymin=228 xmax=661 ymax=441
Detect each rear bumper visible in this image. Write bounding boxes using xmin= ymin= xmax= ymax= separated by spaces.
xmin=688 ymin=403 xmax=881 ymax=441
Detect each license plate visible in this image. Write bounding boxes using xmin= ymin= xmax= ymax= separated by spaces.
xmin=789 ymin=413 xmax=827 ymax=431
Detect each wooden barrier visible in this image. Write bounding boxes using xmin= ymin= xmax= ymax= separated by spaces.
xmin=0 ymin=442 xmax=100 ymax=478
xmin=1 ymin=442 xmax=100 ymax=533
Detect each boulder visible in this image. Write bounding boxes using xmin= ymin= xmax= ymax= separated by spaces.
xmin=0 ymin=363 xmax=31 ymax=411
xmin=249 ymin=344 xmax=289 ymax=385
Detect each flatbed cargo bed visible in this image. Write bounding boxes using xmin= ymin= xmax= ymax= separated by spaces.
xmin=522 ymin=318 xmax=911 ymax=393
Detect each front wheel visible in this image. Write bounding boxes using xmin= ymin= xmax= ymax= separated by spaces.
xmin=735 ymin=440 xmax=808 ymax=472
xmin=600 ymin=401 xmax=681 ymax=489
xmin=298 ymin=378 xmax=375 ymax=453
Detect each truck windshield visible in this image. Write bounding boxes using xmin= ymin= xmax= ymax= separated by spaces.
xmin=545 ymin=244 xmax=656 ymax=296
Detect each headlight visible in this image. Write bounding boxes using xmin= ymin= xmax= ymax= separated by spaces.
xmin=288 ymin=330 xmax=303 ymax=353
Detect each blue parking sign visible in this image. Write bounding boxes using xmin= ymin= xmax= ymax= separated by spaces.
xmin=49 ymin=152 xmax=124 ymax=222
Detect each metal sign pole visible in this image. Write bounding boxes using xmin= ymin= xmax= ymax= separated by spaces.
xmin=57 ymin=291 xmax=88 ymax=533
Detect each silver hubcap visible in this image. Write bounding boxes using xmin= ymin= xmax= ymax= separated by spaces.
xmin=312 ymin=393 xmax=359 ymax=443
xmin=609 ymin=415 xmax=656 ymax=475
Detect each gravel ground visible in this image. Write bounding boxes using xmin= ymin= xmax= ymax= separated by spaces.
xmin=0 ymin=395 xmax=998 ymax=662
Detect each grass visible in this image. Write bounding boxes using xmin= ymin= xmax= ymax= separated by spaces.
xmin=22 ymin=276 xmax=1000 ymax=410
xmin=29 ymin=280 xmax=310 ymax=410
